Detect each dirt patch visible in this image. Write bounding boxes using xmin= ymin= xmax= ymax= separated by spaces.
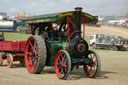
xmin=85 ymin=25 xmax=128 ymax=38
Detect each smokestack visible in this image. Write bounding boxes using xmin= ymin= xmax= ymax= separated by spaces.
xmin=75 ymin=7 xmax=82 ymax=37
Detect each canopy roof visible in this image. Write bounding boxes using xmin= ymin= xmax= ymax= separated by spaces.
xmin=22 ymin=11 xmax=97 ymax=24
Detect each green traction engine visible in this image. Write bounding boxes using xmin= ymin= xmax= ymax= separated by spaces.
xmin=22 ymin=7 xmax=101 ymax=80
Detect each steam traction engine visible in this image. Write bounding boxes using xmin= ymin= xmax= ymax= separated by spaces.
xmin=22 ymin=7 xmax=101 ymax=79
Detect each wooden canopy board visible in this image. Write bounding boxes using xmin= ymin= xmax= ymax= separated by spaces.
xmin=22 ymin=11 xmax=97 ymax=24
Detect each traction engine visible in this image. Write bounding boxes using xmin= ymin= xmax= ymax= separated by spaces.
xmin=22 ymin=7 xmax=101 ymax=80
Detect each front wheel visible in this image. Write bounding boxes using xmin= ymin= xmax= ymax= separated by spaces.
xmin=83 ymin=50 xmax=101 ymax=78
xmin=54 ymin=50 xmax=71 ymax=80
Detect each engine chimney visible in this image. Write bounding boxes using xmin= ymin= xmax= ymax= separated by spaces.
xmin=75 ymin=7 xmax=82 ymax=37
xmin=69 ymin=7 xmax=88 ymax=57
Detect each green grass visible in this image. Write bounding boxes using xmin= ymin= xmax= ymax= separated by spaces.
xmin=4 ymin=32 xmax=31 ymax=41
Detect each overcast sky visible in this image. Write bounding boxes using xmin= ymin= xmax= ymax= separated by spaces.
xmin=0 ymin=0 xmax=128 ymax=16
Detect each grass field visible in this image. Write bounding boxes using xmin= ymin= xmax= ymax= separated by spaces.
xmin=3 ymin=32 xmax=31 ymax=41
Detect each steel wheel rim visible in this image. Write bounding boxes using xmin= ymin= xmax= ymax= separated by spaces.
xmin=55 ymin=52 xmax=69 ymax=79
xmin=25 ymin=37 xmax=38 ymax=72
xmin=84 ymin=52 xmax=97 ymax=77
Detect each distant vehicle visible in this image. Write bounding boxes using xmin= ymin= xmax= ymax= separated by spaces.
xmin=86 ymin=23 xmax=101 ymax=27
xmin=121 ymin=21 xmax=128 ymax=28
xmin=90 ymin=34 xmax=128 ymax=51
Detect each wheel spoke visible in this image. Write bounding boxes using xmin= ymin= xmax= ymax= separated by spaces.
xmin=28 ymin=52 xmax=32 ymax=56
xmin=58 ymin=57 xmax=61 ymax=63
xmin=89 ymin=66 xmax=92 ymax=73
xmin=32 ymin=58 xmax=37 ymax=71
xmin=62 ymin=55 xmax=65 ymax=62
xmin=90 ymin=67 xmax=96 ymax=75
xmin=34 ymin=42 xmax=36 ymax=50
xmin=29 ymin=42 xmax=35 ymax=52
xmin=60 ymin=54 xmax=64 ymax=61
xmin=92 ymin=61 xmax=96 ymax=67
xmin=34 ymin=42 xmax=38 ymax=53
xmin=90 ymin=54 xmax=94 ymax=59
xmin=64 ymin=63 xmax=67 ymax=72
xmin=58 ymin=65 xmax=61 ymax=71
xmin=35 ymin=51 xmax=38 ymax=58
xmin=60 ymin=68 xmax=64 ymax=74
xmin=28 ymin=57 xmax=35 ymax=65
xmin=64 ymin=64 xmax=67 ymax=68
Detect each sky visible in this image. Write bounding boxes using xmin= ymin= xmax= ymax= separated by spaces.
xmin=0 ymin=0 xmax=128 ymax=16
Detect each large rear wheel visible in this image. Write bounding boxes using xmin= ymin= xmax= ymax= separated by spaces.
xmin=54 ymin=50 xmax=71 ymax=80
xmin=25 ymin=36 xmax=46 ymax=74
xmin=83 ymin=50 xmax=101 ymax=78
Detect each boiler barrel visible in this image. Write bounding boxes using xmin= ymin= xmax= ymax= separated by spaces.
xmin=0 ymin=21 xmax=14 ymax=29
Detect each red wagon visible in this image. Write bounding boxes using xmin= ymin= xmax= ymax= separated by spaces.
xmin=0 ymin=41 xmax=26 ymax=68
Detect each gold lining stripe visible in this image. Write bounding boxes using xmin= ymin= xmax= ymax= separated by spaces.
xmin=36 ymin=19 xmax=44 ymax=22
xmin=26 ymin=21 xmax=32 ymax=23
xmin=83 ymin=14 xmax=94 ymax=19
xmin=59 ymin=13 xmax=73 ymax=17
xmin=45 ymin=19 xmax=50 ymax=22
xmin=25 ymin=18 xmax=51 ymax=23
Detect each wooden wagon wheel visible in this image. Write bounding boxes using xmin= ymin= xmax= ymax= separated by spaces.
xmin=54 ymin=50 xmax=71 ymax=80
xmin=7 ymin=54 xmax=13 ymax=68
